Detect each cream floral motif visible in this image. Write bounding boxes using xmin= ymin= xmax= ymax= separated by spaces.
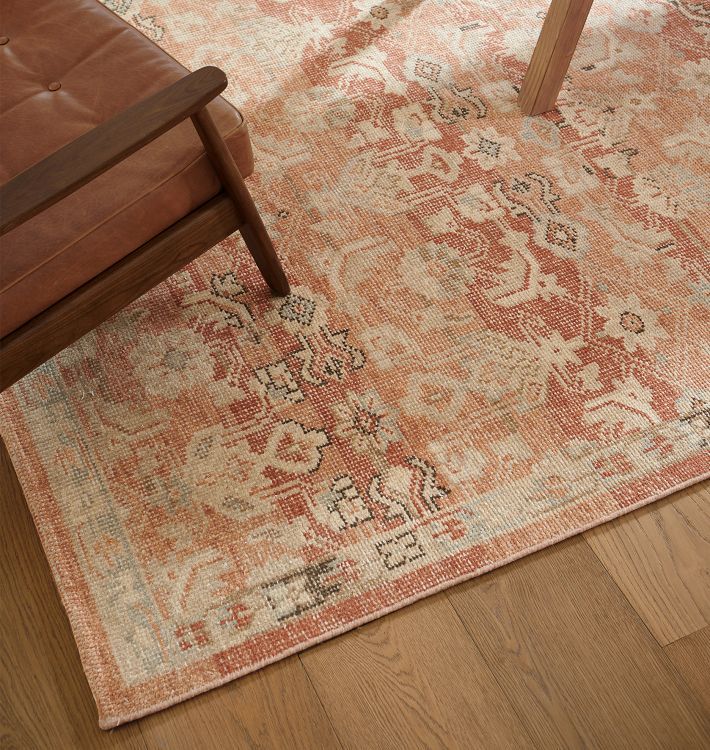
xmin=402 ymin=372 xmax=468 ymax=423
xmin=583 ymin=375 xmax=659 ymax=435
xmin=423 ymin=206 xmax=459 ymax=236
xmin=428 ymin=435 xmax=488 ymax=484
xmin=129 ymin=327 xmax=211 ymax=395
xmin=402 ymin=240 xmax=477 ymax=300
xmin=456 ymin=183 xmax=504 ymax=222
xmin=357 ymin=323 xmax=423 ymax=371
xmin=462 ymin=328 xmax=590 ymax=414
xmin=484 ymin=228 xmax=568 ymax=307
xmin=632 ymin=165 xmax=706 ymax=219
xmin=183 ymin=425 xmax=261 ymax=516
xmin=392 ymin=102 xmax=442 ymax=142
xmin=595 ymin=293 xmax=669 ymax=353
xmin=261 ymin=420 xmax=330 ymax=474
xmin=182 ymin=271 xmax=256 ymax=337
xmin=283 ymin=87 xmax=356 ymax=133
xmin=462 ymin=125 xmax=521 ymax=170
xmin=321 ymin=152 xmax=415 ymax=215
xmin=333 ymin=389 xmax=401 ymax=454
xmin=329 ymin=45 xmax=406 ymax=96
xmin=353 ymin=0 xmax=403 ymax=30
xmin=1 ymin=0 xmax=707 ymax=728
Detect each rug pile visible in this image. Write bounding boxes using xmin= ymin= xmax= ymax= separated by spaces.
xmin=1 ymin=0 xmax=708 ymax=728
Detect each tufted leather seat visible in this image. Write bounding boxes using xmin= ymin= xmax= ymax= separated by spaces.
xmin=0 ymin=0 xmax=254 ymax=338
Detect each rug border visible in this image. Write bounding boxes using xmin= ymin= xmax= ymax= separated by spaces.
xmin=96 ymin=465 xmax=708 ymax=729
xmin=2 ymin=363 xmax=708 ymax=729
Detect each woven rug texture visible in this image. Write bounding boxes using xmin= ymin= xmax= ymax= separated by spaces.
xmin=1 ymin=0 xmax=708 ymax=728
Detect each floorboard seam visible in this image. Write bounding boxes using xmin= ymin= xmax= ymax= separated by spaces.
xmin=297 ymin=653 xmax=348 ymax=750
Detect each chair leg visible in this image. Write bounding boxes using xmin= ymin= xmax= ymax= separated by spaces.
xmin=191 ymin=107 xmax=290 ymax=296
xmin=518 ymin=0 xmax=594 ymax=116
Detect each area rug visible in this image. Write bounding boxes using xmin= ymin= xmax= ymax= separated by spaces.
xmin=1 ymin=0 xmax=708 ymax=729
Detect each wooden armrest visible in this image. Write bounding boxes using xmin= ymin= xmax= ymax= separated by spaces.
xmin=0 ymin=66 xmax=228 ymax=235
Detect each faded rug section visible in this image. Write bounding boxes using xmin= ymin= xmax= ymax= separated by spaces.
xmin=1 ymin=0 xmax=708 ymax=728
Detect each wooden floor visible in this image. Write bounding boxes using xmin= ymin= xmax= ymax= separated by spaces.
xmin=1 ymin=439 xmax=708 ymax=749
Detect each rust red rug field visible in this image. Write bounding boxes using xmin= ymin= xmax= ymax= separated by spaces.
xmin=1 ymin=0 xmax=708 ymax=728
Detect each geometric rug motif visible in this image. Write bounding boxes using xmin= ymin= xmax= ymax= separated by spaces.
xmin=1 ymin=0 xmax=707 ymax=727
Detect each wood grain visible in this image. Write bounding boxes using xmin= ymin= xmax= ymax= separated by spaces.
xmin=192 ymin=108 xmax=290 ymax=296
xmin=518 ymin=0 xmax=594 ymax=116
xmin=300 ymin=592 xmax=535 ymax=750
xmin=585 ymin=482 xmax=710 ymax=645
xmin=137 ymin=656 xmax=341 ymax=750
xmin=665 ymin=626 xmax=710 ymax=717
xmin=0 ymin=67 xmax=227 ymax=234
xmin=0 ymin=439 xmax=147 ymax=750
xmin=447 ymin=536 xmax=710 ymax=749
xmin=0 ymin=193 xmax=239 ymax=391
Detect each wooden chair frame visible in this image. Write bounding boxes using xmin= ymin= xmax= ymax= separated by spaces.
xmin=0 ymin=66 xmax=289 ymax=392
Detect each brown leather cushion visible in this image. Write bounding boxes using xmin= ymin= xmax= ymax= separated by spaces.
xmin=0 ymin=0 xmax=254 ymax=339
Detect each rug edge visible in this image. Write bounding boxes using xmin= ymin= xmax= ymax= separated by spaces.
xmin=97 ymin=467 xmax=710 ymax=730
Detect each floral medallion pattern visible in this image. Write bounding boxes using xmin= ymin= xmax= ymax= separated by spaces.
xmin=1 ymin=0 xmax=708 ymax=728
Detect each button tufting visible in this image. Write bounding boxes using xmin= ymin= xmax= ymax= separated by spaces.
xmin=48 ymin=81 xmax=61 ymax=91
xmin=0 ymin=36 xmax=9 ymax=45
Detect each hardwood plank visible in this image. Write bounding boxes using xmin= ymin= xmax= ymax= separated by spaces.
xmin=137 ymin=656 xmax=341 ymax=750
xmin=0 ymin=193 xmax=239 ymax=391
xmin=447 ymin=537 xmax=710 ymax=749
xmin=585 ymin=481 xmax=710 ymax=645
xmin=518 ymin=0 xmax=594 ymax=115
xmin=300 ymin=592 xmax=535 ymax=750
xmin=0 ymin=439 xmax=147 ymax=750
xmin=665 ymin=626 xmax=710 ymax=717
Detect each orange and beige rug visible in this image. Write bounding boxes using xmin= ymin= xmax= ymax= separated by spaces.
xmin=1 ymin=0 xmax=708 ymax=729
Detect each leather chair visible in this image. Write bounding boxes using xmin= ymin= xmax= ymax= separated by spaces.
xmin=0 ymin=0 xmax=289 ymax=391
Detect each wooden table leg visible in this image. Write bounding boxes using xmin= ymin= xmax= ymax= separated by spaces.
xmin=518 ymin=0 xmax=594 ymax=116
